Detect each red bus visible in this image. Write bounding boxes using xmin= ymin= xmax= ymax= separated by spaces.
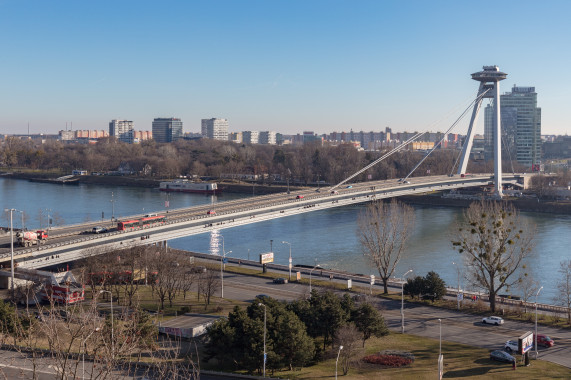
xmin=117 ymin=215 xmax=166 ymax=231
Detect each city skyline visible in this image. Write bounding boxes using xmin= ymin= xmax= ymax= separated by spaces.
xmin=1 ymin=1 xmax=570 ymax=136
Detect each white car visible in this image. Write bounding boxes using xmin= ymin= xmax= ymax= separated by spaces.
xmin=482 ymin=316 xmax=504 ymax=325
xmin=504 ymin=340 xmax=519 ymax=353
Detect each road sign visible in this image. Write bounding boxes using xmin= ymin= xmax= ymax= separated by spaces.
xmin=347 ymin=279 xmax=352 ymax=289
xmin=370 ymin=275 xmax=375 ymax=285
xmin=223 ymin=258 xmax=228 ymax=264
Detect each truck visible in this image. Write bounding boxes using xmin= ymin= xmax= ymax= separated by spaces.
xmin=16 ymin=230 xmax=48 ymax=247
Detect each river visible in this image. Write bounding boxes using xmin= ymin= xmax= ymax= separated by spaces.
xmin=1 ymin=177 xmax=570 ymax=304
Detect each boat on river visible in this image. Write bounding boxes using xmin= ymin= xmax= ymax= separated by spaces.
xmin=159 ymin=179 xmax=221 ymax=194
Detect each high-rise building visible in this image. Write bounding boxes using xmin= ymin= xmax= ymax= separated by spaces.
xmin=242 ymin=131 xmax=259 ymax=144
xmin=109 ymin=120 xmax=134 ymax=143
xmin=201 ymin=118 xmax=229 ymax=141
xmin=484 ymin=86 xmax=541 ymax=167
xmin=152 ymin=118 xmax=183 ymax=143
xmin=259 ymin=131 xmax=277 ymax=145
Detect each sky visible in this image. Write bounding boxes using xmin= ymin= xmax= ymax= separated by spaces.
xmin=1 ymin=0 xmax=570 ymax=136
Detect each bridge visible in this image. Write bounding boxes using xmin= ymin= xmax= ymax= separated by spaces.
xmin=0 ymin=173 xmax=527 ymax=270
xmin=1 ymin=65 xmax=522 ymax=274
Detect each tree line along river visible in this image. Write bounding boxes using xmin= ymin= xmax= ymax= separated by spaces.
xmin=1 ymin=176 xmax=570 ymax=304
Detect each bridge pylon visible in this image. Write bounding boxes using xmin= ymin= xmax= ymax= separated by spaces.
xmin=458 ymin=65 xmax=507 ymax=197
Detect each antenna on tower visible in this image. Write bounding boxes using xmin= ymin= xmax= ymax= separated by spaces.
xmin=27 ymin=122 xmax=30 ymax=135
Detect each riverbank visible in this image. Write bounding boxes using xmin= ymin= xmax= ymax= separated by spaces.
xmin=2 ymin=170 xmax=570 ymax=213
xmin=399 ymin=193 xmax=571 ymax=214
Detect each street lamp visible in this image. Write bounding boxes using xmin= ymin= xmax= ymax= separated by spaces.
xmin=401 ymin=269 xmax=413 ymax=334
xmin=110 ymin=192 xmax=115 ymax=222
xmin=258 ymin=303 xmax=267 ymax=378
xmin=452 ymin=261 xmax=461 ymax=310
xmin=82 ymin=327 xmax=100 ymax=380
xmin=438 ymin=318 xmax=442 ymax=357
xmin=335 ymin=345 xmax=344 ymax=380
xmin=282 ymin=241 xmax=292 ymax=281
xmin=99 ymin=290 xmax=114 ymax=358
xmin=535 ymin=286 xmax=543 ymax=358
xmin=4 ymin=208 xmax=21 ymax=300
xmin=220 ymin=233 xmax=231 ymax=298
xmin=309 ymin=263 xmax=320 ymax=296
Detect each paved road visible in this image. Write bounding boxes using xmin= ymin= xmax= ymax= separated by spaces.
xmin=214 ymin=267 xmax=571 ymax=369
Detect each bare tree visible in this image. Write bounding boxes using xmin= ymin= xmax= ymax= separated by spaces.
xmin=517 ymin=271 xmax=540 ymax=314
xmin=452 ymin=200 xmax=534 ymax=312
xmin=198 ymin=269 xmax=220 ymax=309
xmin=357 ymin=200 xmax=415 ymax=293
xmin=334 ymin=323 xmax=361 ymax=376
xmin=556 ymin=259 xmax=571 ymax=323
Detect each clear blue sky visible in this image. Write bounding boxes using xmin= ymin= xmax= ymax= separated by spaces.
xmin=1 ymin=0 xmax=570 ymax=136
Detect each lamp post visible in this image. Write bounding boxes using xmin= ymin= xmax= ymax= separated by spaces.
xmin=4 ymin=208 xmax=18 ymax=300
xmin=110 ymin=192 xmax=115 ymax=222
xmin=258 ymin=303 xmax=267 ymax=378
xmin=438 ymin=318 xmax=442 ymax=357
xmin=220 ymin=232 xmax=231 ymax=299
xmin=309 ymin=263 xmax=320 ymax=296
xmin=401 ymin=269 xmax=413 ymax=334
xmin=99 ymin=290 xmax=113 ymax=358
xmin=82 ymin=327 xmax=100 ymax=380
xmin=535 ymin=286 xmax=543 ymax=358
xmin=282 ymin=241 xmax=292 ymax=281
xmin=452 ymin=261 xmax=460 ymax=310
xmin=335 ymin=345 xmax=344 ymax=380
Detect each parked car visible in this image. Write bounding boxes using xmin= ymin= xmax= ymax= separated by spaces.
xmin=482 ymin=316 xmax=504 ymax=325
xmin=535 ymin=334 xmax=555 ymax=347
xmin=331 ymin=190 xmax=339 ymax=194
xmin=490 ymin=350 xmax=515 ymax=363
xmin=190 ymin=266 xmax=207 ymax=273
xmin=207 ymin=210 xmax=216 ymax=215
xmin=296 ymin=195 xmax=304 ymax=199
xmin=92 ymin=226 xmax=107 ymax=234
xmin=273 ymin=277 xmax=288 ymax=284
xmin=504 ymin=340 xmax=518 ymax=353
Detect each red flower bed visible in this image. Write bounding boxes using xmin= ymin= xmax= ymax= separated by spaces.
xmin=363 ymin=354 xmax=413 ymax=367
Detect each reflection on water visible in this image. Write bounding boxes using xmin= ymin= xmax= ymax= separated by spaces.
xmin=1 ymin=177 xmax=569 ymax=303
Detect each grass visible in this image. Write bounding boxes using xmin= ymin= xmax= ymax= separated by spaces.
xmin=239 ymin=333 xmax=571 ymax=379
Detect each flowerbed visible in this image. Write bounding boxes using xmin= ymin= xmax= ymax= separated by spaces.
xmin=363 ymin=354 xmax=413 ymax=367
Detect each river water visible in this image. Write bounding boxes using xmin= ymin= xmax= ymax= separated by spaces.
xmin=1 ymin=177 xmax=569 ymax=304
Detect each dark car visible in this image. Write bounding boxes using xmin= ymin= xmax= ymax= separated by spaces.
xmin=490 ymin=350 xmax=515 ymax=363
xmin=273 ymin=277 xmax=288 ymax=284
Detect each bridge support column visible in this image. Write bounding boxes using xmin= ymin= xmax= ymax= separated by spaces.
xmin=458 ymin=66 xmax=506 ymax=198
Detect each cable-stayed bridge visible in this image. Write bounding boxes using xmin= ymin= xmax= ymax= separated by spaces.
xmin=1 ymin=173 xmax=527 ymax=269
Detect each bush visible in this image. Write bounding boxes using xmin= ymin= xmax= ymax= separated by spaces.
xmin=363 ymin=354 xmax=412 ymax=367
xmin=180 ymin=306 xmax=191 ymax=314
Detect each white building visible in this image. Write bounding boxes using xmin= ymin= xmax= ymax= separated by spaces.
xmin=242 ymin=131 xmax=259 ymax=144
xmin=109 ymin=120 xmax=134 ymax=143
xmin=201 ymin=118 xmax=229 ymax=141
xmin=259 ymin=131 xmax=277 ymax=145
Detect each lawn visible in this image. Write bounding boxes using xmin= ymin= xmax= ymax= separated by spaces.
xmin=260 ymin=333 xmax=571 ymax=380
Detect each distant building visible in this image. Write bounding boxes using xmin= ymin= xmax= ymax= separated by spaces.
xmin=259 ymin=131 xmax=277 ymax=145
xmin=201 ymin=118 xmax=229 ymax=141
xmin=109 ymin=120 xmax=134 ymax=143
xmin=229 ymin=132 xmax=242 ymax=143
xmin=152 ymin=118 xmax=183 ymax=143
xmin=484 ymin=85 xmax=541 ymax=167
xmin=132 ymin=130 xmax=152 ymax=143
xmin=242 ymin=131 xmax=259 ymax=144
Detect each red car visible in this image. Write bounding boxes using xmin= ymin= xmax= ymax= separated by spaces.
xmin=296 ymin=195 xmax=304 ymax=199
xmin=534 ymin=334 xmax=554 ymax=347
xmin=207 ymin=210 xmax=216 ymax=215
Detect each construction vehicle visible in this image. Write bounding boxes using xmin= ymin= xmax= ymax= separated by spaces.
xmin=16 ymin=230 xmax=48 ymax=247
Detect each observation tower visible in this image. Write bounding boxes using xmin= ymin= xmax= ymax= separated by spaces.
xmin=458 ymin=65 xmax=507 ymax=197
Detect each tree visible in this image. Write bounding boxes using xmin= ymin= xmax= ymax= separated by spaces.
xmin=452 ymin=200 xmax=534 ymax=312
xmin=334 ymin=324 xmax=360 ymax=376
xmin=556 ymin=260 xmax=571 ymax=323
xmin=358 ymin=200 xmax=415 ymax=294
xmin=272 ymin=310 xmax=314 ymax=371
xmin=308 ymin=290 xmax=350 ymax=349
xmin=424 ymin=271 xmax=447 ymax=300
xmin=352 ymin=303 xmax=388 ymax=347
xmin=517 ymin=271 xmax=540 ymax=314
xmin=403 ymin=276 xmax=426 ymax=300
